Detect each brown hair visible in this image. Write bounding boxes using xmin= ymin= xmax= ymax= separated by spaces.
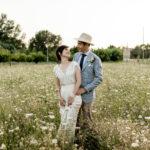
xmin=56 ymin=45 xmax=69 ymax=61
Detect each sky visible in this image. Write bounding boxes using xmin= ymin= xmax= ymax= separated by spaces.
xmin=1 ymin=0 xmax=150 ymax=48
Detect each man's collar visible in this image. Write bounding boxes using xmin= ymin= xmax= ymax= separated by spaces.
xmin=81 ymin=50 xmax=90 ymax=56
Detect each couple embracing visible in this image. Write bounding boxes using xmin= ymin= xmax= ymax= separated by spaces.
xmin=53 ymin=33 xmax=103 ymax=143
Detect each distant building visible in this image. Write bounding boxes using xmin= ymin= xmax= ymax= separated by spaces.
xmin=122 ymin=47 xmax=132 ymax=60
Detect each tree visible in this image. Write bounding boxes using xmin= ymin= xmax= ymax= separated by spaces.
xmin=0 ymin=13 xmax=26 ymax=52
xmin=70 ymin=46 xmax=78 ymax=55
xmin=29 ymin=30 xmax=62 ymax=55
xmin=131 ymin=44 xmax=150 ymax=59
xmin=107 ymin=45 xmax=116 ymax=49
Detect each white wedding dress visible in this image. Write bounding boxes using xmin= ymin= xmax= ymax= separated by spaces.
xmin=53 ymin=61 xmax=82 ymax=141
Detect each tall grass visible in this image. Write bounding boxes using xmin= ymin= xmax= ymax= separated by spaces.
xmin=0 ymin=61 xmax=150 ymax=149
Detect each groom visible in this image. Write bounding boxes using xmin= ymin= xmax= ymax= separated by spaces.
xmin=73 ymin=33 xmax=103 ymax=129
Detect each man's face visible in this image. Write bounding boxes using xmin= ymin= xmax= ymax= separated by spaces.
xmin=77 ymin=41 xmax=86 ymax=52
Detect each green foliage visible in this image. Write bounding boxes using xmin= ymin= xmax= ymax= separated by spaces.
xmin=48 ymin=51 xmax=57 ymax=62
xmin=69 ymin=46 xmax=123 ymax=62
xmin=11 ymin=51 xmax=46 ymax=63
xmin=69 ymin=46 xmax=78 ymax=61
xmin=111 ymin=48 xmax=123 ymax=61
xmin=94 ymin=49 xmax=111 ymax=61
xmin=131 ymin=44 xmax=150 ymax=59
xmin=0 ymin=48 xmax=10 ymax=62
xmin=12 ymin=52 xmax=20 ymax=62
xmin=30 ymin=52 xmax=46 ymax=63
xmin=20 ymin=53 xmax=27 ymax=62
xmin=12 ymin=52 xmax=27 ymax=62
xmin=29 ymin=30 xmax=62 ymax=55
xmin=69 ymin=55 xmax=73 ymax=61
xmin=0 ymin=13 xmax=26 ymax=52
xmin=93 ymin=47 xmax=123 ymax=62
xmin=26 ymin=54 xmax=34 ymax=62
xmin=70 ymin=46 xmax=78 ymax=55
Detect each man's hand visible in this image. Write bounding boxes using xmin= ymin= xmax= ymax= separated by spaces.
xmin=59 ymin=98 xmax=66 ymax=106
xmin=76 ymin=88 xmax=86 ymax=95
xmin=68 ymin=96 xmax=74 ymax=106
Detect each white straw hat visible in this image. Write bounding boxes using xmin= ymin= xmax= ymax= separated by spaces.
xmin=75 ymin=33 xmax=94 ymax=45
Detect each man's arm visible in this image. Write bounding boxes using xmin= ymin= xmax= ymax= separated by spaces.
xmin=84 ymin=57 xmax=103 ymax=93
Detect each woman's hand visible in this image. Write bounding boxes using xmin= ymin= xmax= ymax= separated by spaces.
xmin=68 ymin=96 xmax=74 ymax=106
xmin=59 ymin=98 xmax=66 ymax=106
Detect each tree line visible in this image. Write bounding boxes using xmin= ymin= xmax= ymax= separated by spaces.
xmin=0 ymin=13 xmax=149 ymax=63
xmin=131 ymin=44 xmax=150 ymax=59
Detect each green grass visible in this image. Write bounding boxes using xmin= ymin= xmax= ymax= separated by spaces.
xmin=0 ymin=61 xmax=150 ymax=149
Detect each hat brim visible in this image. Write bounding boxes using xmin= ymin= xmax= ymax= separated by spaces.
xmin=74 ymin=38 xmax=94 ymax=46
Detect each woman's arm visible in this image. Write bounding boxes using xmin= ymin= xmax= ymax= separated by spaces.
xmin=68 ymin=66 xmax=81 ymax=105
xmin=55 ymin=77 xmax=66 ymax=106
xmin=73 ymin=66 xmax=81 ymax=95
xmin=55 ymin=77 xmax=61 ymax=98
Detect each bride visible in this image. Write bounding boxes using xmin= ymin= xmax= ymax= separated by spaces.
xmin=53 ymin=45 xmax=82 ymax=142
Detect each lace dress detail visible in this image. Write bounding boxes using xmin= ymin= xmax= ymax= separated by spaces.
xmin=53 ymin=61 xmax=82 ymax=141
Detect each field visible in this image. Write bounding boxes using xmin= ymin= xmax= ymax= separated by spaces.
xmin=0 ymin=61 xmax=150 ymax=149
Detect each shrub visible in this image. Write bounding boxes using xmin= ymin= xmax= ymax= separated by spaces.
xmin=48 ymin=51 xmax=57 ymax=62
xmin=30 ymin=52 xmax=46 ymax=63
xmin=0 ymin=48 xmax=10 ymax=62
xmin=26 ymin=55 xmax=34 ymax=62
xmin=12 ymin=52 xmax=20 ymax=62
xmin=12 ymin=52 xmax=27 ymax=62
xmin=93 ymin=48 xmax=123 ymax=61
xmin=70 ymin=46 xmax=78 ymax=55
xmin=0 ymin=46 xmax=123 ymax=63
xmin=110 ymin=48 xmax=123 ymax=61
xmin=69 ymin=55 xmax=73 ymax=61
xmin=131 ymin=44 xmax=150 ymax=59
xmin=19 ymin=53 xmax=27 ymax=62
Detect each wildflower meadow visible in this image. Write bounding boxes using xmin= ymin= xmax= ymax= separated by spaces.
xmin=0 ymin=60 xmax=150 ymax=149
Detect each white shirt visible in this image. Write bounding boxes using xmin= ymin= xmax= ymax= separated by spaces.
xmin=78 ymin=50 xmax=90 ymax=66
